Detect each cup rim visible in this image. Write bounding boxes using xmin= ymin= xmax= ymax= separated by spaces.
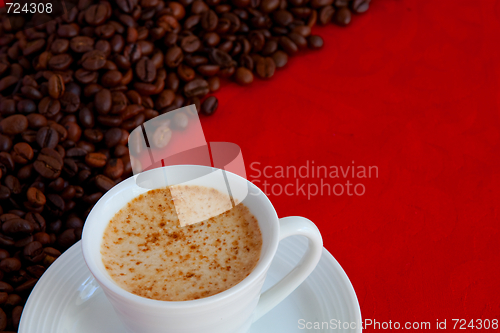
xmin=82 ymin=164 xmax=279 ymax=308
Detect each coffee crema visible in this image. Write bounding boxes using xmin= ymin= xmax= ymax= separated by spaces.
xmin=101 ymin=185 xmax=262 ymax=301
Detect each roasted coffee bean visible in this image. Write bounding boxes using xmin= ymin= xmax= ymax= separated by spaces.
xmin=184 ymin=79 xmax=209 ymax=98
xmin=95 ymin=89 xmax=113 ymax=115
xmin=2 ymin=218 xmax=34 ymax=235
xmin=4 ymin=175 xmax=21 ymax=195
xmin=38 ymin=97 xmax=61 ymax=118
xmin=104 ymin=128 xmax=123 ymax=148
xmin=48 ymin=54 xmax=73 ymax=71
xmin=81 ymin=50 xmax=107 ymax=71
xmin=26 ymin=187 xmax=46 ymax=206
xmin=201 ymin=96 xmax=218 ymax=115
xmin=57 ymin=229 xmax=78 ymax=249
xmin=177 ymin=64 xmax=196 ymax=81
xmin=172 ymin=112 xmax=189 ymax=130
xmin=23 ymin=241 xmax=44 ymax=262
xmin=26 ymin=114 xmax=48 ymax=129
xmin=21 ymin=86 xmax=43 ymax=100
xmin=46 ymin=193 xmax=65 ymax=216
xmin=261 ymin=0 xmax=280 ymax=12
xmin=334 ymin=6 xmax=352 ymax=25
xmin=235 ymin=67 xmax=254 ymax=85
xmin=26 ymin=212 xmax=46 ymax=232
xmin=70 ymin=36 xmax=94 ymax=53
xmin=36 ymin=127 xmax=59 ymax=149
xmin=165 ymin=46 xmax=184 ymax=68
xmin=17 ymin=99 xmax=37 ymax=114
xmin=318 ymin=5 xmax=335 ymax=24
xmin=104 ymin=158 xmax=124 ymax=179
xmin=351 ymin=0 xmax=370 ymax=13
xmin=152 ymin=126 xmax=172 ymax=148
xmin=85 ymin=4 xmax=109 ymax=26
xmin=255 ymin=57 xmax=276 ymax=78
xmin=0 ymin=115 xmax=28 ymax=135
xmin=136 ymin=57 xmax=156 ymax=82
xmin=12 ymin=143 xmax=34 ymax=164
xmin=181 ymin=35 xmax=201 ymax=53
xmin=0 ymin=258 xmax=22 ymax=273
xmin=207 ymin=76 xmax=220 ymax=92
xmin=85 ymin=152 xmax=107 ymax=168
xmin=307 ymin=35 xmax=324 ymax=49
xmin=272 ymin=50 xmax=288 ymax=67
xmin=95 ymin=174 xmax=115 ymax=192
xmin=34 ymin=148 xmax=62 ymax=179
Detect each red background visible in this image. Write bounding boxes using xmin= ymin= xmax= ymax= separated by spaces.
xmin=201 ymin=0 xmax=500 ymax=330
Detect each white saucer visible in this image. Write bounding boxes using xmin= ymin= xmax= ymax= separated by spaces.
xmin=20 ymin=236 xmax=361 ymax=333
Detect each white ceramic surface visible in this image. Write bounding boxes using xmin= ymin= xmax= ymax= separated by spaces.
xmin=81 ymin=165 xmax=323 ymax=333
xmin=19 ymin=236 xmax=362 ymax=333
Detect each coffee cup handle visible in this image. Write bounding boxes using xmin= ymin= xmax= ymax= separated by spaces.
xmin=252 ymin=216 xmax=323 ymax=322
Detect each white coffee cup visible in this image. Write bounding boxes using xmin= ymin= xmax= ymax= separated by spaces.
xmin=82 ymin=165 xmax=323 ymax=333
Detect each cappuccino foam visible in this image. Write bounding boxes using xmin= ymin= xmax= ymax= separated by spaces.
xmin=101 ymin=185 xmax=262 ymax=301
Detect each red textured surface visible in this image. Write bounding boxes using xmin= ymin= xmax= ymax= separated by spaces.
xmin=200 ymin=0 xmax=500 ymax=329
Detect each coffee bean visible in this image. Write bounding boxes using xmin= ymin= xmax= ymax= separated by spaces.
xmin=47 ymin=74 xmax=66 ymax=100
xmin=95 ymin=174 xmax=115 ymax=192
xmin=104 ymin=158 xmax=124 ymax=179
xmin=48 ymin=54 xmax=73 ymax=71
xmin=0 ymin=115 xmax=28 ymax=135
xmin=261 ymin=0 xmax=280 ymax=12
xmin=38 ymin=97 xmax=61 ymax=118
xmin=136 ymin=57 xmax=157 ymax=82
xmin=104 ymin=128 xmax=123 ymax=148
xmin=85 ymin=152 xmax=107 ymax=168
xmin=173 ymin=112 xmax=189 ymax=130
xmin=12 ymin=143 xmax=34 ymax=164
xmin=235 ymin=67 xmax=254 ymax=85
xmin=23 ymin=241 xmax=44 ymax=263
xmin=46 ymin=194 xmax=65 ymax=217
xmin=334 ymin=6 xmax=352 ymax=25
xmin=201 ymin=96 xmax=218 ymax=115
xmin=95 ymin=89 xmax=113 ymax=115
xmin=27 ymin=114 xmax=48 ymax=129
xmin=58 ymin=92 xmax=80 ymax=114
xmin=85 ymin=4 xmax=109 ymax=26
xmin=207 ymin=76 xmax=221 ymax=92
xmin=351 ymin=0 xmax=370 ymax=13
xmin=279 ymin=36 xmax=299 ymax=54
xmin=34 ymin=148 xmax=63 ymax=179
xmin=152 ymin=126 xmax=172 ymax=148
xmin=181 ymin=35 xmax=201 ymax=53
xmin=70 ymin=36 xmax=94 ymax=53
xmin=184 ymin=79 xmax=209 ymax=98
xmin=2 ymin=219 xmax=34 ymax=235
xmin=272 ymin=50 xmax=288 ymax=68
xmin=81 ymin=50 xmax=107 ymax=71
xmin=27 ymin=187 xmax=46 ymax=206
xmin=307 ymin=35 xmax=324 ymax=49
xmin=255 ymin=57 xmax=276 ymax=78
xmin=165 ymin=46 xmax=184 ymax=68
xmin=36 ymin=127 xmax=59 ymax=149
xmin=318 ymin=5 xmax=335 ymax=24
xmin=0 ymin=258 xmax=22 ymax=273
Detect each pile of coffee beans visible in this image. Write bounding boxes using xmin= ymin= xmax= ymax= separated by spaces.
xmin=0 ymin=0 xmax=370 ymax=329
